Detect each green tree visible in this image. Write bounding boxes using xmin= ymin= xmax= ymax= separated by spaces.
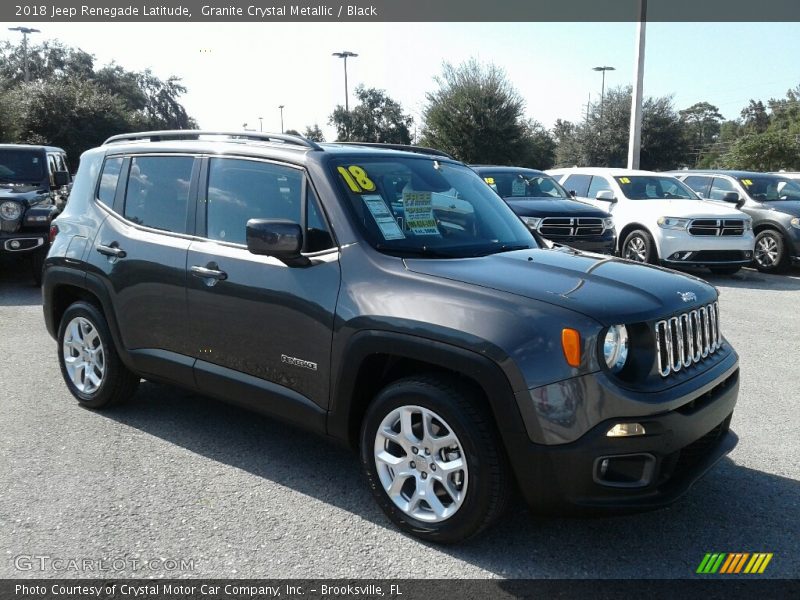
xmin=329 ymin=85 xmax=413 ymax=144
xmin=554 ymin=86 xmax=690 ymax=170
xmin=679 ymin=101 xmax=723 ymax=165
xmin=740 ymin=100 xmax=770 ymax=134
xmin=721 ymin=130 xmax=800 ymax=171
xmin=303 ymin=124 xmax=325 ymax=142
xmin=421 ymin=60 xmax=541 ymax=165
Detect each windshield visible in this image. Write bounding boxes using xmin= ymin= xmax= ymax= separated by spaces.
xmin=332 ymin=157 xmax=538 ymax=258
xmin=0 ymin=149 xmax=45 ymax=184
xmin=738 ymin=176 xmax=800 ymax=201
xmin=614 ymin=175 xmax=697 ymax=200
xmin=481 ymin=171 xmax=570 ymax=200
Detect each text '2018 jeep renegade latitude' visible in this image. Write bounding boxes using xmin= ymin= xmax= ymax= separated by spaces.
xmin=43 ymin=132 xmax=740 ymax=543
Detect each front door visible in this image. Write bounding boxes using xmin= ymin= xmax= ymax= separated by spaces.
xmin=186 ymin=156 xmax=340 ymax=410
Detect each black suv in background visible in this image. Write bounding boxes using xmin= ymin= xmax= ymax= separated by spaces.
xmin=472 ymin=166 xmax=615 ymax=254
xmin=44 ymin=131 xmax=740 ymax=542
xmin=0 ymin=144 xmax=71 ymax=284
xmin=673 ymin=170 xmax=800 ymax=273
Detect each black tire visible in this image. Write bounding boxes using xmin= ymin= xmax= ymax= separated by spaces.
xmin=30 ymin=247 xmax=46 ymax=286
xmin=621 ymin=229 xmax=658 ymax=264
xmin=57 ymin=301 xmax=139 ymax=409
xmin=709 ymin=266 xmax=741 ymax=276
xmin=360 ymin=375 xmax=512 ymax=543
xmin=753 ymin=230 xmax=790 ymax=273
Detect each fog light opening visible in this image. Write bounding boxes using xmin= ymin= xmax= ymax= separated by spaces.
xmin=606 ymin=422 xmax=646 ymax=437
xmin=9 ymin=240 xmax=20 ymax=249
xmin=593 ymin=454 xmax=656 ymax=488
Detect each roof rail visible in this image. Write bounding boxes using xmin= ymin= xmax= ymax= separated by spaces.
xmin=330 ymin=141 xmax=455 ymax=159
xmin=102 ymin=130 xmax=323 ymax=150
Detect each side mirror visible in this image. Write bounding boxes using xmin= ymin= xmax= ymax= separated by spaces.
xmin=53 ymin=171 xmax=70 ymax=187
xmin=721 ymin=191 xmax=740 ymax=203
xmin=695 ymin=191 xmax=705 ymax=198
xmin=596 ymin=190 xmax=617 ymax=203
xmin=246 ymin=219 xmax=309 ymax=267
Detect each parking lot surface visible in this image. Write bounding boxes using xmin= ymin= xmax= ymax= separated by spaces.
xmin=1 ymin=258 xmax=798 ymax=579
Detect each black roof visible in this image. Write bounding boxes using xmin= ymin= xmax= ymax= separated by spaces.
xmin=670 ymin=169 xmax=789 ymax=178
xmin=470 ymin=165 xmax=548 ymax=177
xmin=0 ymin=143 xmax=65 ymax=153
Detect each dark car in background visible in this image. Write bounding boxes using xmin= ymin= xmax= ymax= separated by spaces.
xmin=0 ymin=144 xmax=71 ymax=284
xmin=472 ymin=166 xmax=615 ymax=254
xmin=673 ymin=170 xmax=800 ymax=273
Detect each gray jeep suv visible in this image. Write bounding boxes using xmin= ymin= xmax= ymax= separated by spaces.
xmin=43 ymin=131 xmax=740 ymax=542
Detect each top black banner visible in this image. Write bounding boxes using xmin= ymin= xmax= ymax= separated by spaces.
xmin=4 ymin=0 xmax=800 ymax=22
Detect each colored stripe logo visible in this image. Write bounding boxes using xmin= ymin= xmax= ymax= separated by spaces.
xmin=697 ymin=553 xmax=773 ymax=574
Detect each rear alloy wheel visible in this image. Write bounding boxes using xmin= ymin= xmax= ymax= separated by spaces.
xmin=753 ymin=230 xmax=789 ymax=273
xmin=361 ymin=376 xmax=511 ymax=543
xmin=58 ymin=301 xmax=140 ymax=408
xmin=622 ymin=229 xmax=657 ymax=264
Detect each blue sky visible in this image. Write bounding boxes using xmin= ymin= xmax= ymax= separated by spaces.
xmin=2 ymin=22 xmax=799 ymax=139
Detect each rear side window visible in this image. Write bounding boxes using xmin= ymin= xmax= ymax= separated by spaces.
xmin=561 ymin=174 xmax=591 ymax=197
xmin=97 ymin=157 xmax=123 ymax=207
xmin=124 ymin=156 xmax=194 ymax=233
xmin=206 ymin=158 xmax=302 ymax=245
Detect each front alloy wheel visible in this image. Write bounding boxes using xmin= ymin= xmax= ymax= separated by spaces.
xmin=753 ymin=230 xmax=789 ymax=273
xmin=63 ymin=316 xmax=106 ymax=394
xmin=622 ymin=230 xmax=656 ymax=264
xmin=360 ymin=376 xmax=511 ymax=543
xmin=374 ymin=405 xmax=468 ymax=523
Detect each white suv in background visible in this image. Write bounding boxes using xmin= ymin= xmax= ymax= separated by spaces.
xmin=547 ymin=168 xmax=755 ymax=275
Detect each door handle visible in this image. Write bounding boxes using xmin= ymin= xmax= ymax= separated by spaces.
xmin=191 ymin=265 xmax=228 ymax=281
xmin=96 ymin=243 xmax=126 ymax=258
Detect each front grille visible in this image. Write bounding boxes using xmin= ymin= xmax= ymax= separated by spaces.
xmin=655 ymin=302 xmax=721 ymax=377
xmin=539 ymin=217 xmax=604 ymax=237
xmin=691 ymin=250 xmax=747 ymax=262
xmin=688 ymin=219 xmax=745 ymax=236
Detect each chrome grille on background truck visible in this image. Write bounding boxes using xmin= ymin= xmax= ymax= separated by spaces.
xmin=538 ymin=217 xmax=604 ymax=237
xmin=688 ymin=219 xmax=745 ymax=236
xmin=655 ymin=302 xmax=721 ymax=377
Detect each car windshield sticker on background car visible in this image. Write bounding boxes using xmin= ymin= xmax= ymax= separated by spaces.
xmin=43 ymin=131 xmax=740 ymax=543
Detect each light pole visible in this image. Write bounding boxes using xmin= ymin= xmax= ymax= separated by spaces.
xmin=332 ymin=51 xmax=358 ymax=111
xmin=8 ymin=26 xmax=40 ymax=83
xmin=258 ymin=117 xmax=263 ymax=132
xmin=627 ymin=0 xmax=648 ymax=169
xmin=592 ymin=66 xmax=615 ymax=122
xmin=278 ymin=105 xmax=284 ymax=133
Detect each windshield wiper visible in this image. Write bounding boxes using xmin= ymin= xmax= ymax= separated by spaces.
xmin=376 ymin=245 xmax=463 ymax=259
xmin=472 ymin=244 xmax=534 ymax=257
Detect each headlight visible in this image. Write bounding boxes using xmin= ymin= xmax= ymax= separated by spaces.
xmin=656 ymin=216 xmax=690 ymax=230
xmin=745 ymin=219 xmax=753 ymax=231
xmin=791 ymin=217 xmax=800 ymax=230
xmin=0 ymin=201 xmax=22 ymax=221
xmin=521 ymin=216 xmax=542 ymax=229
xmin=602 ymin=217 xmax=614 ymax=230
xmin=603 ymin=325 xmax=629 ymax=373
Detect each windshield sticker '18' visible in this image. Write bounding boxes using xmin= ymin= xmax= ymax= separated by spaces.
xmin=362 ymin=195 xmax=405 ymax=240
xmin=338 ymin=165 xmax=376 ymax=193
xmin=402 ymin=191 xmax=440 ymax=236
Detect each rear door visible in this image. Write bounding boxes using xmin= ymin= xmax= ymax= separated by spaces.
xmin=186 ymin=156 xmax=340 ymax=411
xmin=87 ymin=153 xmax=199 ymax=385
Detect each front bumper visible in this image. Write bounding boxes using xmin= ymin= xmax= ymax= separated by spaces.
xmin=506 ymin=357 xmax=739 ymax=513
xmin=657 ymin=230 xmax=754 ymax=266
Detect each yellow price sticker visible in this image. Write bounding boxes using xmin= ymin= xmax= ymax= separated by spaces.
xmin=337 ymin=165 xmax=376 ymax=193
xmin=619 ymin=177 xmax=631 ymax=184
xmin=484 ymin=177 xmax=495 ymax=185
xmin=742 ymin=179 xmax=753 ymax=186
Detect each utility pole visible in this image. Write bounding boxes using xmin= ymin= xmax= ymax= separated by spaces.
xmin=585 ymin=93 xmax=591 ymax=124
xmin=8 ymin=27 xmax=40 ymax=83
xmin=592 ymin=66 xmax=615 ymax=122
xmin=627 ymin=0 xmax=647 ymax=169
xmin=258 ymin=116 xmax=263 ymax=132
xmin=332 ymin=51 xmax=358 ymax=111
xmin=278 ymin=105 xmax=285 ymax=133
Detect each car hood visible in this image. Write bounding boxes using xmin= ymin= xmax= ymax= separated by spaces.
xmin=404 ymin=247 xmax=717 ymax=326
xmin=0 ymin=184 xmax=46 ymax=203
xmin=637 ymin=199 xmax=746 ymax=218
xmin=506 ymin=197 xmax=610 ymax=217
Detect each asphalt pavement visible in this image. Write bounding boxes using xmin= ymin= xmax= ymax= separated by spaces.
xmin=1 ymin=257 xmax=798 ymax=579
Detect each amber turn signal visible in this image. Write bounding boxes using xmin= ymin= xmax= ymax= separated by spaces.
xmin=561 ymin=328 xmax=581 ymax=367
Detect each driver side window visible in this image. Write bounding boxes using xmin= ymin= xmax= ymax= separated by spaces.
xmin=587 ymin=176 xmax=612 ymax=198
xmin=709 ymin=178 xmax=735 ymax=200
